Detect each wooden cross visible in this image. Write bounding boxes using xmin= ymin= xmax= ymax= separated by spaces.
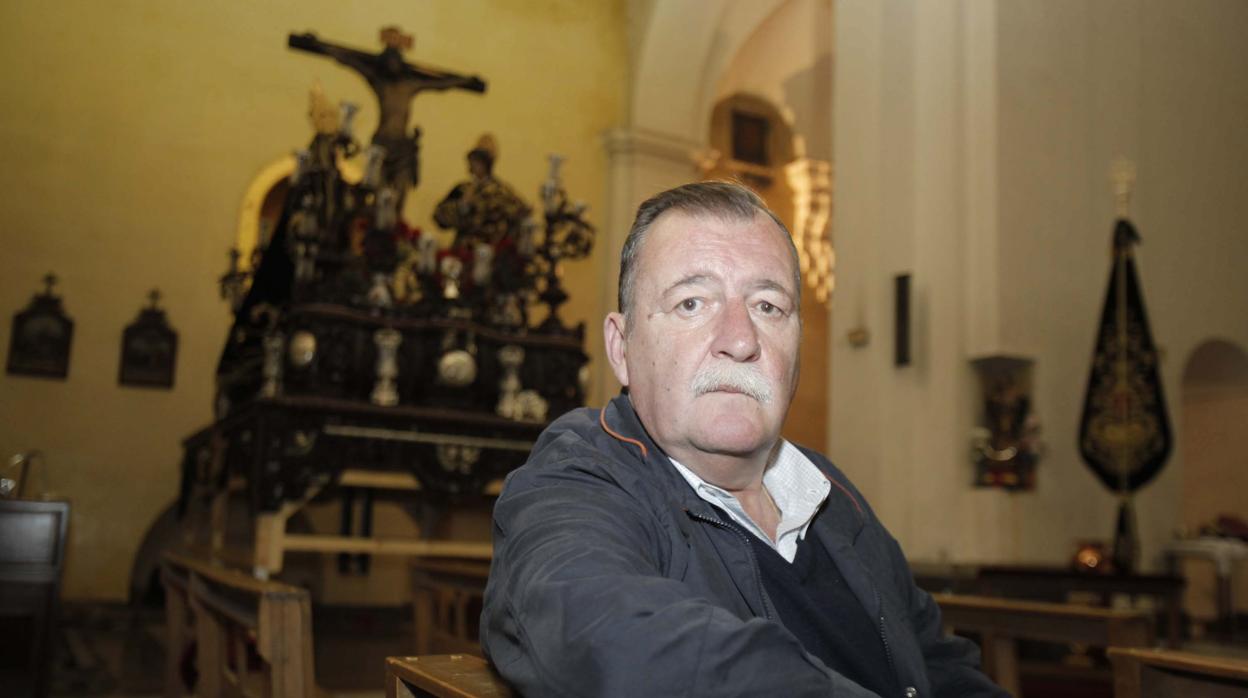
xmin=148 ymin=288 xmax=162 ymax=309
xmin=1111 ymin=157 xmax=1136 ymax=218
xmin=42 ymin=272 xmax=57 ymax=295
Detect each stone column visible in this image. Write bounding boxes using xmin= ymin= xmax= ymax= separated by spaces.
xmin=593 ymin=127 xmax=702 ymax=399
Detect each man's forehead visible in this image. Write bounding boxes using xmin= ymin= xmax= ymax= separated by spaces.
xmin=640 ymin=210 xmax=796 ymax=285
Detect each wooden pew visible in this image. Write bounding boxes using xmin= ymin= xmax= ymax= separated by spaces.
xmin=974 ymin=565 xmax=1184 ymax=647
xmin=934 ymin=593 xmax=1154 ymax=696
xmin=386 ymin=655 xmax=512 ymax=698
xmin=411 ymin=554 xmax=492 ymax=656
xmin=162 ymin=553 xmax=315 ymax=698
xmin=1109 ymin=648 xmax=1248 ymax=698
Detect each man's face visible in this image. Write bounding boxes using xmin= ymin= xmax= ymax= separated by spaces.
xmin=605 ymin=210 xmax=801 ymax=467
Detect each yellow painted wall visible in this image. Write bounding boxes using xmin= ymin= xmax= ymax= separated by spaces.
xmin=0 ymin=0 xmax=626 ymax=601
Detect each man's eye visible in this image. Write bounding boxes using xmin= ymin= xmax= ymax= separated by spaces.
xmin=679 ymin=298 xmax=702 ymax=313
xmin=757 ymin=301 xmax=782 ymax=316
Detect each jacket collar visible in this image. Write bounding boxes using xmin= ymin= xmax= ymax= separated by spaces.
xmin=598 ymin=394 xmax=718 ymax=515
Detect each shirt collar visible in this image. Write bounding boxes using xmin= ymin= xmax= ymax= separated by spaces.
xmin=669 ymin=441 xmax=831 ymax=562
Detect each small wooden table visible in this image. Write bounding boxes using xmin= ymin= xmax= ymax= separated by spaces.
xmin=1109 ymin=647 xmax=1248 ymax=697
xmin=386 ymin=655 xmax=512 ymax=698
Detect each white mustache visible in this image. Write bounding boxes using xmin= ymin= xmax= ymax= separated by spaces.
xmin=691 ymin=363 xmax=773 ymax=404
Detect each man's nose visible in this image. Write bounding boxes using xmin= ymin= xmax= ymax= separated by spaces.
xmin=712 ymin=301 xmax=761 ymax=362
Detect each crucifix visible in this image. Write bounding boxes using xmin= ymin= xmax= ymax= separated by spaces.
xmin=1110 ymin=157 xmax=1137 ymax=219
xmin=289 ymin=26 xmax=487 ymax=203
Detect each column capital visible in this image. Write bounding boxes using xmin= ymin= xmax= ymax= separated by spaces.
xmin=602 ymin=127 xmax=704 ymax=165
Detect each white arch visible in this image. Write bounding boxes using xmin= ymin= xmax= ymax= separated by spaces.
xmin=631 ymin=0 xmax=787 ymax=144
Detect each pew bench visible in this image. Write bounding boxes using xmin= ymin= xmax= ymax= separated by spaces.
xmin=934 ymin=593 xmax=1155 ymax=696
xmin=412 ymin=555 xmax=492 ymax=656
xmin=386 ymin=655 xmax=512 ymax=698
xmin=1110 ymin=647 xmax=1248 ymax=698
xmin=162 ymin=553 xmax=316 ymax=698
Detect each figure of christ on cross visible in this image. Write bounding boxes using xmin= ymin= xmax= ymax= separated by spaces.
xmin=289 ymin=26 xmax=487 ymax=201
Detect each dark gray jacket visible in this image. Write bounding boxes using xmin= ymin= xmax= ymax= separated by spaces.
xmin=481 ymin=396 xmax=1007 ymax=697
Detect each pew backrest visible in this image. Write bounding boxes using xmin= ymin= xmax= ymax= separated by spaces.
xmin=386 ymin=655 xmax=512 ymax=698
xmin=162 ymin=553 xmax=315 ymax=698
xmin=1109 ymin=647 xmax=1248 ymax=698
xmin=934 ymin=593 xmax=1155 ymax=696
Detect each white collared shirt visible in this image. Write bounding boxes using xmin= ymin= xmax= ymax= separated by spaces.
xmin=670 ymin=441 xmax=831 ymax=563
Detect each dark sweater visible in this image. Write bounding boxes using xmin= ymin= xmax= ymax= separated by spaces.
xmin=743 ymin=523 xmax=903 ymax=697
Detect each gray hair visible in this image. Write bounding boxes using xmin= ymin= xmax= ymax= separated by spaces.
xmin=617 ymin=180 xmax=800 ymax=317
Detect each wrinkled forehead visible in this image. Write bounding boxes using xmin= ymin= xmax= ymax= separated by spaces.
xmin=637 ymin=209 xmax=798 ymax=290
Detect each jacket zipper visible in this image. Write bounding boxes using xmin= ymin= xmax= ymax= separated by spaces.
xmin=686 ymin=510 xmax=776 ymax=620
xmin=874 ymin=587 xmax=899 ymax=686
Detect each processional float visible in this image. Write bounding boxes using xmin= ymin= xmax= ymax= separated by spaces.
xmin=180 ymin=27 xmax=594 ymax=577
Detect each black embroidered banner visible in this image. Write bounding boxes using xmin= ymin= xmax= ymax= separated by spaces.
xmin=1078 ymin=219 xmax=1172 ymax=494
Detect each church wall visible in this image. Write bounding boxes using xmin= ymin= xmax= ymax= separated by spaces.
xmin=0 ymin=0 xmax=626 ymax=602
xmin=995 ymin=0 xmax=1248 ymax=568
xmin=831 ymin=0 xmax=1248 ymax=570
xmin=832 ymin=0 xmax=997 ymax=563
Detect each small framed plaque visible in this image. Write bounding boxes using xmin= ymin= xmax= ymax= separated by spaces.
xmin=119 ymin=289 xmax=178 ymax=389
xmin=6 ymin=274 xmax=74 ymax=380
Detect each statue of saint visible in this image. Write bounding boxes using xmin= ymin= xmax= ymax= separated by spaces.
xmin=289 ymin=26 xmax=487 ymax=200
xmin=433 ymin=134 xmax=531 ymax=249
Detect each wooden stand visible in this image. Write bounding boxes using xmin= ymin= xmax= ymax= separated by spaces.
xmin=178 ymin=398 xmax=517 ymax=579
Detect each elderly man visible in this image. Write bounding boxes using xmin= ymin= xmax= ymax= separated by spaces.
xmin=481 ymin=182 xmax=1005 ymax=697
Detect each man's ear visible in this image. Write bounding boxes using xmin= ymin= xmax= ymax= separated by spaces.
xmin=603 ymin=311 xmax=629 ymax=387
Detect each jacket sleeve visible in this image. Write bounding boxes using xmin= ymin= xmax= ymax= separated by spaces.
xmin=480 ymin=456 xmax=882 ymax=698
